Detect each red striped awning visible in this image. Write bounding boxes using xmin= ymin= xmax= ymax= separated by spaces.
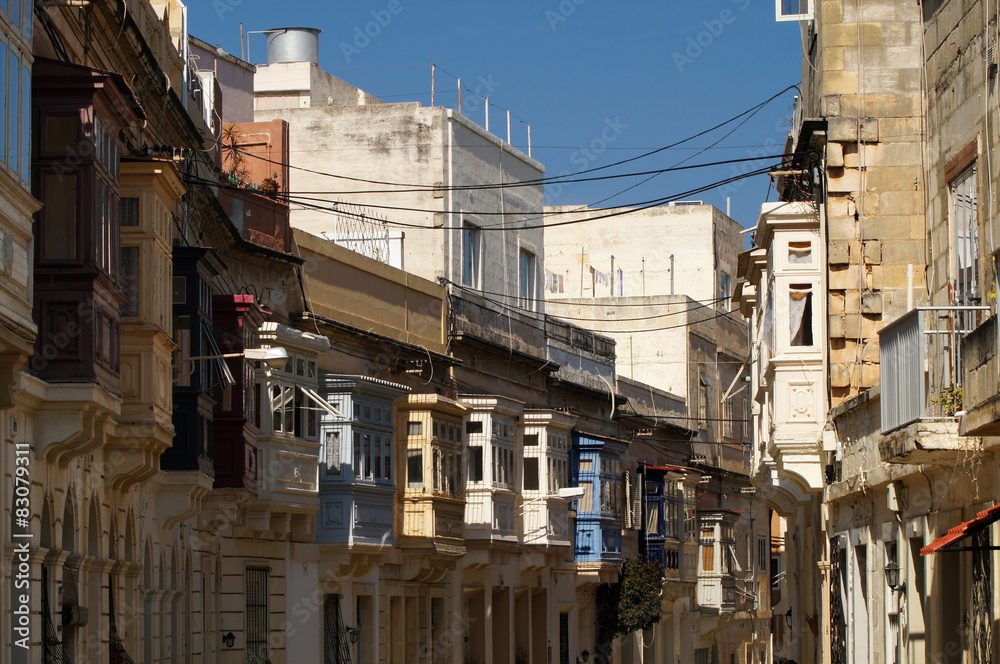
xmin=921 ymin=503 xmax=1000 ymax=556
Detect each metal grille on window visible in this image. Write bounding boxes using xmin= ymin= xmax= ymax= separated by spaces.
xmin=323 ymin=594 xmax=353 ymax=664
xmin=109 ymin=574 xmax=135 ymax=664
xmin=973 ymin=529 xmax=993 ymax=664
xmin=830 ymin=540 xmax=847 ymax=664
xmin=246 ymin=567 xmax=272 ymax=664
xmin=41 ymin=567 xmax=71 ymax=664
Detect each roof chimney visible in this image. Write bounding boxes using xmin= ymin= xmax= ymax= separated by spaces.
xmin=264 ymin=27 xmax=321 ymax=65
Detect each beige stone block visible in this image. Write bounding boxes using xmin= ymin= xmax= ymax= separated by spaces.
xmin=879 ymin=117 xmax=922 ymax=142
xmin=864 ymin=166 xmax=922 ymax=192
xmin=828 ymin=167 xmax=860 ymax=193
xmin=861 ymin=362 xmax=880 ymax=388
xmin=830 ymin=340 xmax=856 ymax=364
xmin=829 ymin=264 xmax=861 ymax=290
xmin=861 ymin=313 xmax=882 ymax=338
xmin=823 ymin=46 xmax=846 ymax=72
xmin=829 ymin=239 xmax=850 ymax=264
xmin=831 ymin=363 xmax=852 ymax=388
xmin=845 ymin=290 xmax=860 ymax=313
xmin=821 ymin=0 xmax=843 ymax=25
xmin=829 ymin=214 xmax=857 ymax=240
xmin=862 ymin=292 xmax=883 ymax=314
xmin=829 ymin=117 xmax=860 ymax=142
xmin=830 ymin=291 xmax=846 ymax=314
xmin=843 ymin=314 xmax=862 ymax=338
xmin=861 ymin=216 xmax=918 ymax=240
xmin=862 ymin=339 xmax=880 ymax=363
xmin=849 ymin=240 xmax=862 ymax=264
xmin=828 ymin=141 xmax=845 ymax=168
xmin=830 ymin=314 xmax=846 ymax=338
xmin=864 ymin=240 xmax=882 ymax=264
xmin=880 ymin=240 xmax=923 ymax=265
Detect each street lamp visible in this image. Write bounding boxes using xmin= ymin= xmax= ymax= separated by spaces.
xmin=346 ymin=626 xmax=361 ymax=644
xmin=577 ymin=650 xmax=590 ymax=664
xmin=784 ymin=607 xmax=793 ymax=630
xmin=884 ymin=560 xmax=904 ymax=593
xmin=174 ymin=346 xmax=290 ymax=381
xmin=222 ymin=632 xmax=235 ymax=648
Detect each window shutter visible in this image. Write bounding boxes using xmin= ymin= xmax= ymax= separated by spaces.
xmin=623 ymin=471 xmax=632 ymax=528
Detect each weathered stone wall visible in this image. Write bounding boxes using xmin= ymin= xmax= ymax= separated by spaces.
xmin=806 ymin=0 xmax=927 ymax=405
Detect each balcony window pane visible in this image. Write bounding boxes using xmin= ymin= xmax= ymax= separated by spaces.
xmin=42 ymin=173 xmax=76 ymax=260
xmin=788 ymin=241 xmax=812 ymax=264
xmin=383 ymin=437 xmax=391 ymax=481
xmin=580 ymin=481 xmax=593 ymax=513
xmin=8 ymin=50 xmax=16 ymax=175
xmin=120 ymin=246 xmax=139 ymax=317
xmin=325 ymin=430 xmax=341 ymax=475
xmin=371 ymin=434 xmax=381 ymax=480
xmin=466 ymin=420 xmax=483 ymax=434
xmin=789 ymin=285 xmax=813 ymax=346
xmin=523 ymin=433 xmax=539 ymax=447
xmin=523 ymin=458 xmax=539 ymax=491
xmin=407 ymin=449 xmax=423 ymax=488
xmin=353 ymin=432 xmax=362 ymax=478
xmin=19 ymin=62 xmax=26 ymax=185
xmin=407 ymin=421 xmax=422 ymax=436
xmin=468 ymin=446 xmax=483 ymax=482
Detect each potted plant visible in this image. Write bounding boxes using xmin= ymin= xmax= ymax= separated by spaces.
xmin=260 ymin=172 xmax=280 ymax=198
xmin=805 ymin=612 xmax=819 ymax=637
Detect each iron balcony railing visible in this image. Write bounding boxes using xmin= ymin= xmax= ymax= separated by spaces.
xmin=880 ymin=306 xmax=988 ymax=433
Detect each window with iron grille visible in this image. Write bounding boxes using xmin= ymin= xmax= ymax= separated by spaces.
xmin=246 ymin=567 xmax=271 ymax=664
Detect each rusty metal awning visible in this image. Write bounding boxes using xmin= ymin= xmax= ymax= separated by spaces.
xmin=921 ymin=503 xmax=1000 ymax=555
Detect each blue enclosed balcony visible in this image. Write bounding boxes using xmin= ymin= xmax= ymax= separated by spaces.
xmin=572 ymin=432 xmax=627 ymax=564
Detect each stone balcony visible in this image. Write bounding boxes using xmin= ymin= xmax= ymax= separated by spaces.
xmin=961 ymin=315 xmax=1000 ymax=442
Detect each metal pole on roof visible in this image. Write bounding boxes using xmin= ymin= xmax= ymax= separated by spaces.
xmin=527 ymin=124 xmax=532 ymax=157
xmin=458 ymin=78 xmax=462 ymax=114
xmin=431 ymin=64 xmax=436 ymax=107
xmin=507 ymin=110 xmax=511 ymax=144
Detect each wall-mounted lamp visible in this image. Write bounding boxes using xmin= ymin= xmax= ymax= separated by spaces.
xmin=347 ymin=626 xmax=361 ymax=644
xmin=784 ymin=608 xmax=793 ymax=630
xmin=577 ymin=649 xmax=590 ymax=664
xmin=174 ymin=346 xmax=289 ymax=382
xmin=222 ymin=631 xmax=235 ymax=648
xmin=884 ymin=560 xmax=905 ymax=594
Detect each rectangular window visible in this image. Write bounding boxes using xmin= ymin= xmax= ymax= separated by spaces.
xmin=462 ymin=222 xmax=481 ymax=288
xmin=0 ymin=40 xmax=6 ymax=163
xmin=120 ymin=246 xmax=139 ymax=317
xmin=407 ymin=449 xmax=423 ymax=488
xmin=42 ymin=174 xmax=77 ymax=260
xmin=407 ymin=421 xmax=423 ymax=436
xmin=951 ymin=166 xmax=979 ymax=306
xmin=520 ymin=248 xmax=537 ymax=311
xmin=465 ymin=420 xmax=482 ymax=434
xmin=578 ymin=459 xmax=593 ymax=472
xmin=789 ymin=284 xmax=814 ymax=346
xmin=246 ymin=567 xmax=270 ymax=664
xmin=523 ymin=457 xmax=539 ymax=491
xmin=523 ymin=433 xmax=539 ymax=446
xmin=353 ymin=432 xmax=364 ymax=478
xmin=325 ymin=430 xmax=341 ymax=475
xmin=776 ymin=0 xmax=812 ymax=21
xmin=719 ymin=272 xmax=731 ymax=308
xmin=8 ymin=50 xmax=17 ymax=176
xmin=468 ymin=446 xmax=483 ymax=482
xmin=384 ymin=438 xmax=392 ymax=482
xmin=723 ymin=397 xmax=734 ymax=438
xmin=19 ymin=62 xmax=27 ymax=186
xmin=788 ymin=241 xmax=812 ymax=264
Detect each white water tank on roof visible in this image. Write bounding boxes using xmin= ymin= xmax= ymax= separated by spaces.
xmin=264 ymin=27 xmax=322 ymax=65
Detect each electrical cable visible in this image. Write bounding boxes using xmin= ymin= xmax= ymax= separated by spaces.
xmin=220 ymin=85 xmax=799 ymax=192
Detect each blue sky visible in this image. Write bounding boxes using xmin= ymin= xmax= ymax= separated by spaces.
xmin=193 ymin=0 xmax=803 ymax=228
